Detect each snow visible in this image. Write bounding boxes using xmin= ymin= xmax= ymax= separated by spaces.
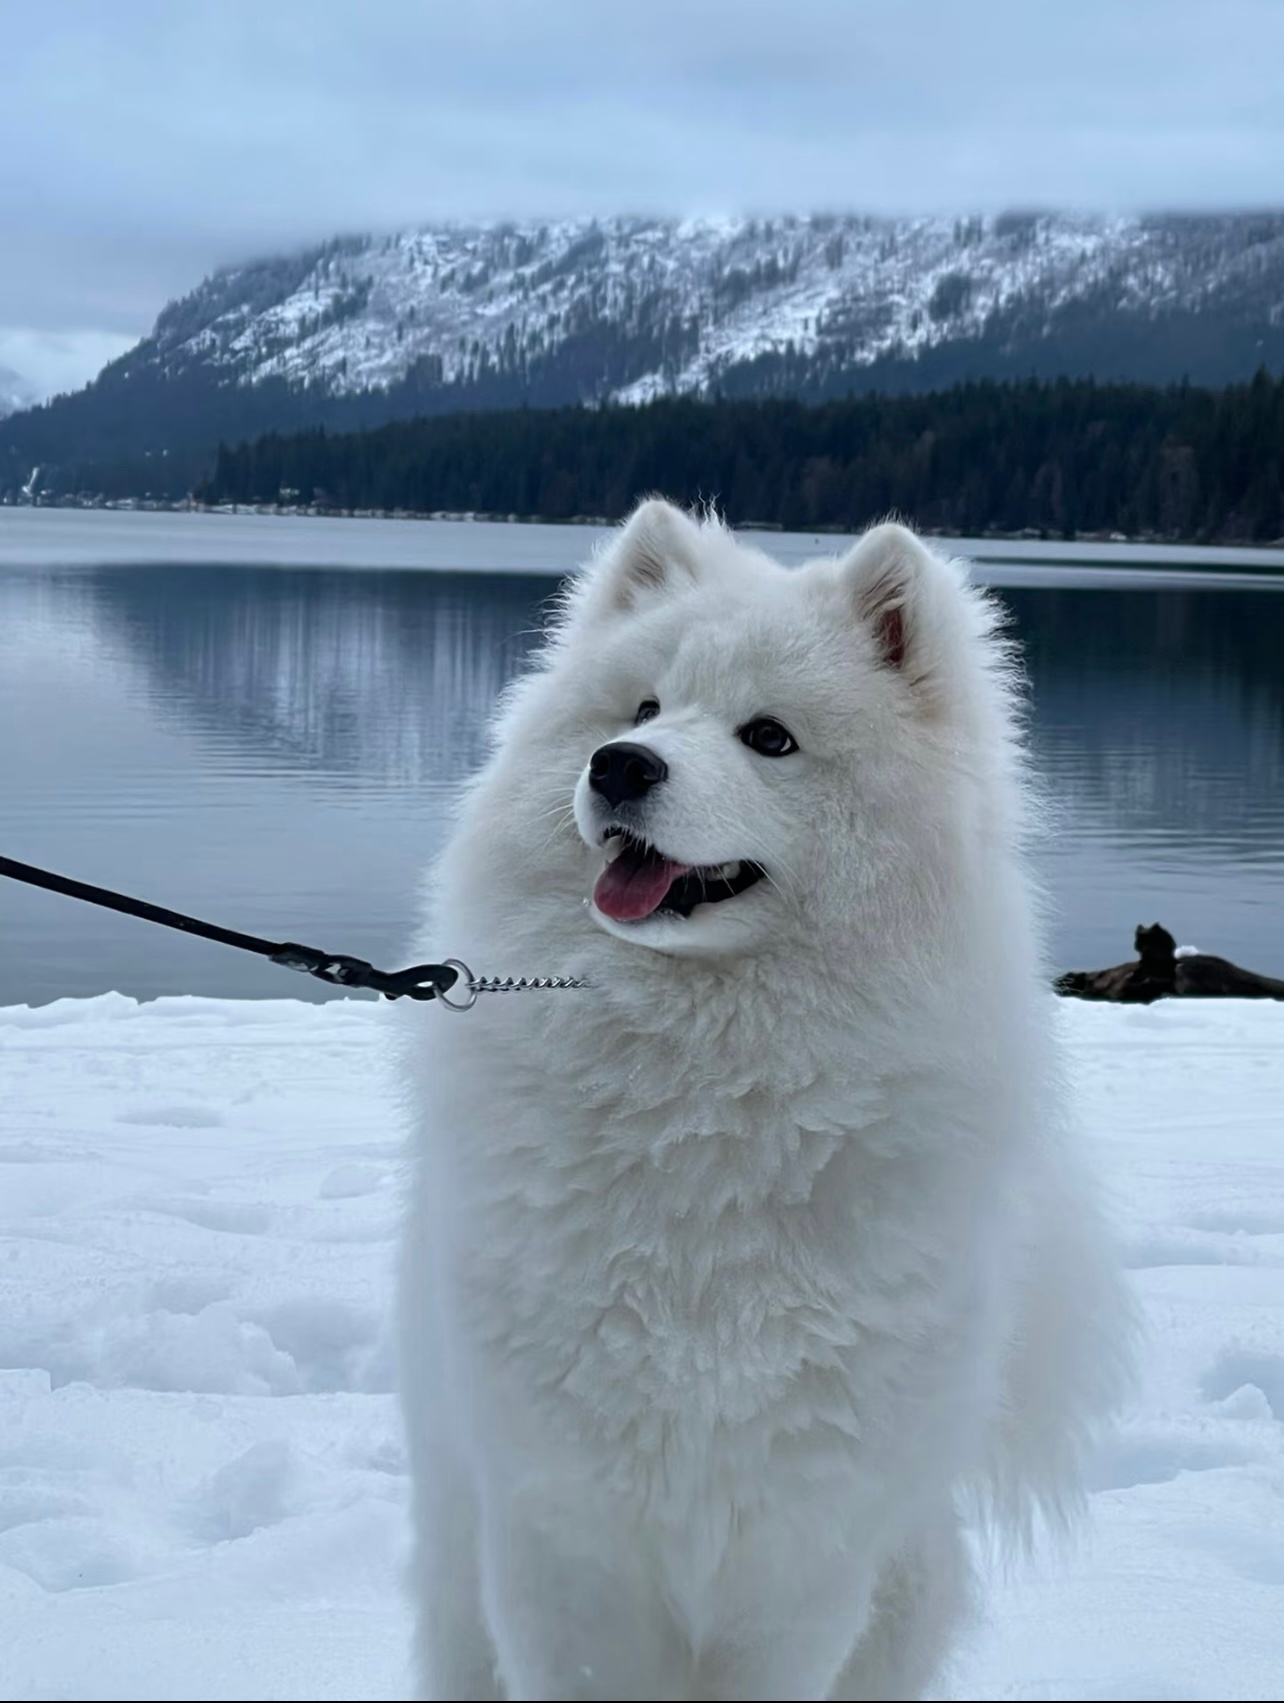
xmin=1 ymin=992 xmax=1281 ymax=1701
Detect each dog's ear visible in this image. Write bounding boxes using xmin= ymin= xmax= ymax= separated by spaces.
xmin=581 ymin=499 xmax=705 ymax=617
xmin=839 ymin=523 xmax=958 ymax=707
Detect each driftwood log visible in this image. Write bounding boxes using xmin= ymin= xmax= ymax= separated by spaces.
xmin=1055 ymin=924 xmax=1284 ymax=1004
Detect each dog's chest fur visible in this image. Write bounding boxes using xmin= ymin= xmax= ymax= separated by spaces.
xmin=441 ymin=1006 xmax=997 ymax=1525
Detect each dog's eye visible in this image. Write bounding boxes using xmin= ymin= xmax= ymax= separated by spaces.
xmin=634 ymin=698 xmax=660 ymax=726
xmin=739 ymin=717 xmax=798 ymax=758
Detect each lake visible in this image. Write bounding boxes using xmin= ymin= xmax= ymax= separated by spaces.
xmin=2 ymin=508 xmax=1283 ymax=1006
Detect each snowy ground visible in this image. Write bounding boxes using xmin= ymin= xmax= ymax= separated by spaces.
xmin=0 ymin=994 xmax=1281 ymax=1702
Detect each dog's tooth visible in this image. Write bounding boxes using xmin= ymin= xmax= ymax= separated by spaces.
xmin=604 ymin=837 xmax=626 ymax=862
xmin=711 ymin=860 xmax=741 ymax=881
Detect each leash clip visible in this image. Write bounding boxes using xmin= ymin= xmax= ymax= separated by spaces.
xmin=270 ymin=944 xmax=460 ymax=1003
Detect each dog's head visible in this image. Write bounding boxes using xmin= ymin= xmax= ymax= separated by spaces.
xmin=525 ymin=499 xmax=1021 ymax=962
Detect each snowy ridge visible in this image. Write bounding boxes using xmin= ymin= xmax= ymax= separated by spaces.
xmin=1 ymin=991 xmax=1282 ymax=1698
xmin=136 ymin=211 xmax=1284 ymax=403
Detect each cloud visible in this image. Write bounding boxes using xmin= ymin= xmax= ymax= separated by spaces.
xmin=2 ymin=0 xmax=1281 ymax=394
xmin=0 ymin=330 xmax=140 ymax=405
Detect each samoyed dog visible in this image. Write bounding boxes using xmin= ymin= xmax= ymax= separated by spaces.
xmin=398 ymin=502 xmax=1127 ymax=1701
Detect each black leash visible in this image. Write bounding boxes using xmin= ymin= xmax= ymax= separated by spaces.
xmin=0 ymin=854 xmax=458 ymax=1002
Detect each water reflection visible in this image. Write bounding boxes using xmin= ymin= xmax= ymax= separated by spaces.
xmin=89 ymin=565 xmax=554 ymax=787
xmin=1008 ymin=586 xmax=1284 ymax=841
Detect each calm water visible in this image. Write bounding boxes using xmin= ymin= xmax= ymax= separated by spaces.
xmin=2 ymin=510 xmax=1283 ymax=1006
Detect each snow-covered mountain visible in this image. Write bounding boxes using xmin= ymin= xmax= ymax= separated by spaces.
xmin=3 ymin=212 xmax=1282 ymax=495
xmin=141 ymin=211 xmax=1284 ymax=399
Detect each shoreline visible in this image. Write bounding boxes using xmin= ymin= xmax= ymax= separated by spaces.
xmin=4 ymin=501 xmax=1284 ymax=576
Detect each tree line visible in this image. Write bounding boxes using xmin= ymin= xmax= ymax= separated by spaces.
xmin=197 ymin=373 xmax=1284 ymax=543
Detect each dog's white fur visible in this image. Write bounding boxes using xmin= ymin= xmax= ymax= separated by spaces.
xmin=398 ymin=503 xmax=1128 ymax=1701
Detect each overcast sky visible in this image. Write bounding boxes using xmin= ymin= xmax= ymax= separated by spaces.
xmin=3 ymin=0 xmax=1282 ymax=399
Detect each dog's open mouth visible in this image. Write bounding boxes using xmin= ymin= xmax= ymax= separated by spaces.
xmin=592 ymin=830 xmax=766 ymax=923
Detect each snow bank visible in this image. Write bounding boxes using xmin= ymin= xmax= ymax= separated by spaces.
xmin=0 ymin=994 xmax=1280 ymax=1700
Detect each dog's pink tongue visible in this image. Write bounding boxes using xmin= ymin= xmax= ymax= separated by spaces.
xmin=593 ymin=844 xmax=690 ymax=921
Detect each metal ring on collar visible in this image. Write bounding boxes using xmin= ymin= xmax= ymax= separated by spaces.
xmin=436 ymin=959 xmax=479 ymax=1012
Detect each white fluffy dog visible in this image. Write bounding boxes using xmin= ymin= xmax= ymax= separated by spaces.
xmin=398 ymin=502 xmax=1127 ymax=1701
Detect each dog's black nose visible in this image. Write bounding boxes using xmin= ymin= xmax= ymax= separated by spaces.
xmin=588 ymin=741 xmax=668 ymax=809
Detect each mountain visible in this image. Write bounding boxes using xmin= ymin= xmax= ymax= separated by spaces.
xmin=3 ymin=211 xmax=1284 ymax=498
xmin=0 ymin=365 xmax=36 ymax=419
